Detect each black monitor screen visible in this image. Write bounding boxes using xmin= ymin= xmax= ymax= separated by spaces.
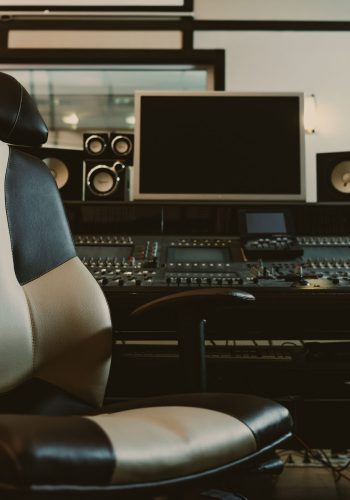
xmin=133 ymin=92 xmax=305 ymax=200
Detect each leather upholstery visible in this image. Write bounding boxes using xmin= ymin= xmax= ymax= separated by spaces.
xmin=0 ymin=141 xmax=33 ymax=392
xmin=0 ymin=395 xmax=291 ymax=488
xmin=100 ymin=392 xmax=292 ymax=450
xmin=6 ymin=148 xmax=76 ymax=285
xmin=24 ymin=257 xmax=112 ymax=407
xmin=0 ymin=415 xmax=115 ymax=486
xmin=0 ymin=72 xmax=47 ymax=146
xmin=0 ymin=74 xmax=112 ymax=407
xmin=87 ymin=406 xmax=256 ymax=484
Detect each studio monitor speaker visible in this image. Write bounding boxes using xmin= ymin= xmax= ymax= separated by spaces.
xmin=83 ymin=132 xmax=133 ymax=201
xmin=317 ymin=151 xmax=350 ymax=201
xmin=19 ymin=146 xmax=83 ymax=201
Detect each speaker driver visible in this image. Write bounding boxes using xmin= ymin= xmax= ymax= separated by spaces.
xmin=84 ymin=134 xmax=107 ymax=156
xmin=331 ymin=161 xmax=350 ymax=193
xmin=87 ymin=161 xmax=125 ymax=197
xmin=111 ymin=134 xmax=133 ymax=156
xmin=43 ymin=157 xmax=69 ymax=189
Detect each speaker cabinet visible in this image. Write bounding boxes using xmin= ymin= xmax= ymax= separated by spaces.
xmin=20 ymin=146 xmax=83 ymax=201
xmin=84 ymin=160 xmax=127 ymax=201
xmin=83 ymin=132 xmax=133 ymax=201
xmin=317 ymin=151 xmax=350 ymax=201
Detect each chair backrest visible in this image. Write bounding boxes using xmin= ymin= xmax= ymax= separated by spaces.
xmin=0 ymin=73 xmax=112 ymax=407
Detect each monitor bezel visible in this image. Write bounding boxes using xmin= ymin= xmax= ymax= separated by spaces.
xmin=133 ymin=90 xmax=306 ymax=201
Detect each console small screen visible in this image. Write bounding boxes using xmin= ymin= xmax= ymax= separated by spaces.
xmin=245 ymin=212 xmax=287 ymax=234
xmin=76 ymin=246 xmax=132 ymax=259
xmin=168 ymin=247 xmax=230 ymax=262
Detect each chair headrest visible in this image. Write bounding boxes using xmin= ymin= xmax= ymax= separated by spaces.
xmin=0 ymin=72 xmax=48 ymax=147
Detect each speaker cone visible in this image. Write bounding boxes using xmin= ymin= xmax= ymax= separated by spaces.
xmin=43 ymin=157 xmax=69 ymax=189
xmin=331 ymin=161 xmax=350 ymax=193
xmin=84 ymin=134 xmax=107 ymax=156
xmin=111 ymin=134 xmax=133 ymax=156
xmin=87 ymin=161 xmax=125 ymax=197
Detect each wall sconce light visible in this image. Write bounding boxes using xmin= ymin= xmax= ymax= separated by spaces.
xmin=62 ymin=112 xmax=79 ymax=129
xmin=304 ymin=94 xmax=317 ymax=134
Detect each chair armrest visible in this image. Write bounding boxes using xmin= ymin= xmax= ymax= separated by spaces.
xmin=130 ymin=288 xmax=255 ymax=319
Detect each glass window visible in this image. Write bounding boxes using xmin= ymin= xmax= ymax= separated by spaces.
xmin=2 ymin=64 xmax=212 ymax=148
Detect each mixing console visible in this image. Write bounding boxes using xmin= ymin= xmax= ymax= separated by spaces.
xmin=74 ymin=234 xmax=350 ymax=290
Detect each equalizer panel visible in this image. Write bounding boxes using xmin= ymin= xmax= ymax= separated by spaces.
xmin=74 ymin=234 xmax=350 ymax=290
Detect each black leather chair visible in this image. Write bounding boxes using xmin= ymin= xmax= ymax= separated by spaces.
xmin=0 ymin=72 xmax=292 ymax=499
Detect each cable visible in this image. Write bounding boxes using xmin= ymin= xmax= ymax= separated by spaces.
xmin=337 ymin=459 xmax=350 ymax=473
xmin=294 ymin=435 xmax=350 ymax=482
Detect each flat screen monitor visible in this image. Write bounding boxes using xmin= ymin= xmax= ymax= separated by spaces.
xmin=133 ymin=91 xmax=305 ymax=201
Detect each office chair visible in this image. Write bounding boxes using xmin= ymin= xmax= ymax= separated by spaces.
xmin=0 ymin=72 xmax=292 ymax=499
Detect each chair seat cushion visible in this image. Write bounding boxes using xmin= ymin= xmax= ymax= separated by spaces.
xmin=87 ymin=406 xmax=257 ymax=484
xmin=101 ymin=392 xmax=292 ymax=450
xmin=0 ymin=394 xmax=291 ymax=489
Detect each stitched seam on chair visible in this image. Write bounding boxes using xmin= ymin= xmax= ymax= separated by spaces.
xmin=5 ymin=84 xmax=23 ymax=143
xmin=4 ymin=148 xmax=36 ymax=372
xmin=22 ymin=288 xmax=37 ymax=372
xmin=20 ymin=255 xmax=76 ymax=286
xmin=0 ymin=439 xmax=23 ymax=482
xmin=4 ymin=148 xmax=15 ymax=267
xmin=225 ymin=413 xmax=259 ymax=448
xmin=82 ymin=416 xmax=116 ymax=485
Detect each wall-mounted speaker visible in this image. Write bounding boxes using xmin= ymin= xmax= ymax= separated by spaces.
xmin=317 ymin=151 xmax=350 ymax=201
xmin=84 ymin=160 xmax=128 ymax=201
xmin=19 ymin=146 xmax=83 ymax=201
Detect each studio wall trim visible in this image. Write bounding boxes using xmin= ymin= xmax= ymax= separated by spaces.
xmin=0 ymin=0 xmax=194 ymax=13
xmin=3 ymin=18 xmax=350 ymax=51
xmin=9 ymin=30 xmax=183 ymax=49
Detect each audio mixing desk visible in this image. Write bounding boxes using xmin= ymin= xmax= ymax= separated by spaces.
xmin=74 ymin=233 xmax=350 ymax=340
